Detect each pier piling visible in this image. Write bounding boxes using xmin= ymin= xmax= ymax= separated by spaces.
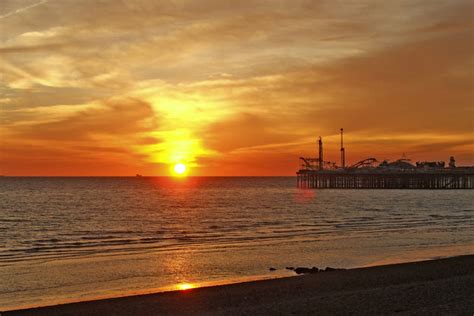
xmin=296 ymin=170 xmax=474 ymax=189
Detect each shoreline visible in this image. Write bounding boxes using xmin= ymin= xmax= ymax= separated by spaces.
xmin=4 ymin=254 xmax=473 ymax=315
xmin=0 ymin=272 xmax=294 ymax=312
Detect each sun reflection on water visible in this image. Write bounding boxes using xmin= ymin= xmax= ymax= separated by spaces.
xmin=294 ymin=188 xmax=316 ymax=203
xmin=176 ymin=283 xmax=195 ymax=291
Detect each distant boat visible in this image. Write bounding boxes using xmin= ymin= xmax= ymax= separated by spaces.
xmin=136 ymin=174 xmax=142 ymax=177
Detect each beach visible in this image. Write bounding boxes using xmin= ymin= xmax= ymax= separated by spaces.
xmin=5 ymin=255 xmax=473 ymax=315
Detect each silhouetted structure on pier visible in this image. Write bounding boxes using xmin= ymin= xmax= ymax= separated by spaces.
xmin=297 ymin=130 xmax=474 ymax=189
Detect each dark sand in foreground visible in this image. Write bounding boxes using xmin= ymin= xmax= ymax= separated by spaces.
xmin=5 ymin=255 xmax=474 ymax=315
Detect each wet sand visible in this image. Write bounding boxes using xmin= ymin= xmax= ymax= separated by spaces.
xmin=4 ymin=255 xmax=474 ymax=315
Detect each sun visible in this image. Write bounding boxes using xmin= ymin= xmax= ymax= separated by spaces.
xmin=173 ymin=163 xmax=187 ymax=176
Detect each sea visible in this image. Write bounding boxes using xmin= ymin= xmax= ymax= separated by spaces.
xmin=0 ymin=177 xmax=473 ymax=311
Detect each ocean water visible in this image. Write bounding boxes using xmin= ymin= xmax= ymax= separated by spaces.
xmin=0 ymin=177 xmax=473 ymax=310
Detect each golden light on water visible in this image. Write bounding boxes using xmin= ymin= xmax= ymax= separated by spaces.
xmin=173 ymin=163 xmax=187 ymax=176
xmin=176 ymin=283 xmax=195 ymax=291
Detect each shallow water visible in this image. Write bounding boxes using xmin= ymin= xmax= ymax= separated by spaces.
xmin=0 ymin=177 xmax=473 ymax=310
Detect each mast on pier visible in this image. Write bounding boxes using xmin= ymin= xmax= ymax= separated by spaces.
xmin=340 ymin=128 xmax=345 ymax=169
xmin=318 ymin=137 xmax=323 ymax=170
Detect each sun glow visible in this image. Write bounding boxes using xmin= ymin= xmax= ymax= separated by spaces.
xmin=173 ymin=163 xmax=187 ymax=175
xmin=177 ymin=283 xmax=195 ymax=290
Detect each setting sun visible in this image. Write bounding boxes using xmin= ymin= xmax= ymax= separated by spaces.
xmin=173 ymin=163 xmax=187 ymax=176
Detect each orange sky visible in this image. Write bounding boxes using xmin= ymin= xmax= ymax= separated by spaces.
xmin=1 ymin=0 xmax=473 ymax=176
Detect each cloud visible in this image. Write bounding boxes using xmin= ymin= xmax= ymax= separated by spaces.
xmin=203 ymin=112 xmax=302 ymax=153
xmin=1 ymin=97 xmax=161 ymax=175
xmin=0 ymin=0 xmax=49 ymax=20
xmin=11 ymin=97 xmax=155 ymax=141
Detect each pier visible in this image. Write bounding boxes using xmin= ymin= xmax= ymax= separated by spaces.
xmin=297 ymin=129 xmax=474 ymax=189
xmin=297 ymin=169 xmax=474 ymax=189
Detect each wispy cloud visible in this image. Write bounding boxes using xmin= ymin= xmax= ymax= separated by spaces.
xmin=0 ymin=0 xmax=49 ymax=20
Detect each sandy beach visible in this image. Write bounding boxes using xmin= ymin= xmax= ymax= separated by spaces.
xmin=4 ymin=255 xmax=473 ymax=315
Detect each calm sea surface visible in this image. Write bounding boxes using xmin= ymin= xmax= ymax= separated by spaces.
xmin=0 ymin=177 xmax=473 ymax=310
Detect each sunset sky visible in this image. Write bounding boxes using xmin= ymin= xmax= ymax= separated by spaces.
xmin=1 ymin=0 xmax=473 ymax=176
